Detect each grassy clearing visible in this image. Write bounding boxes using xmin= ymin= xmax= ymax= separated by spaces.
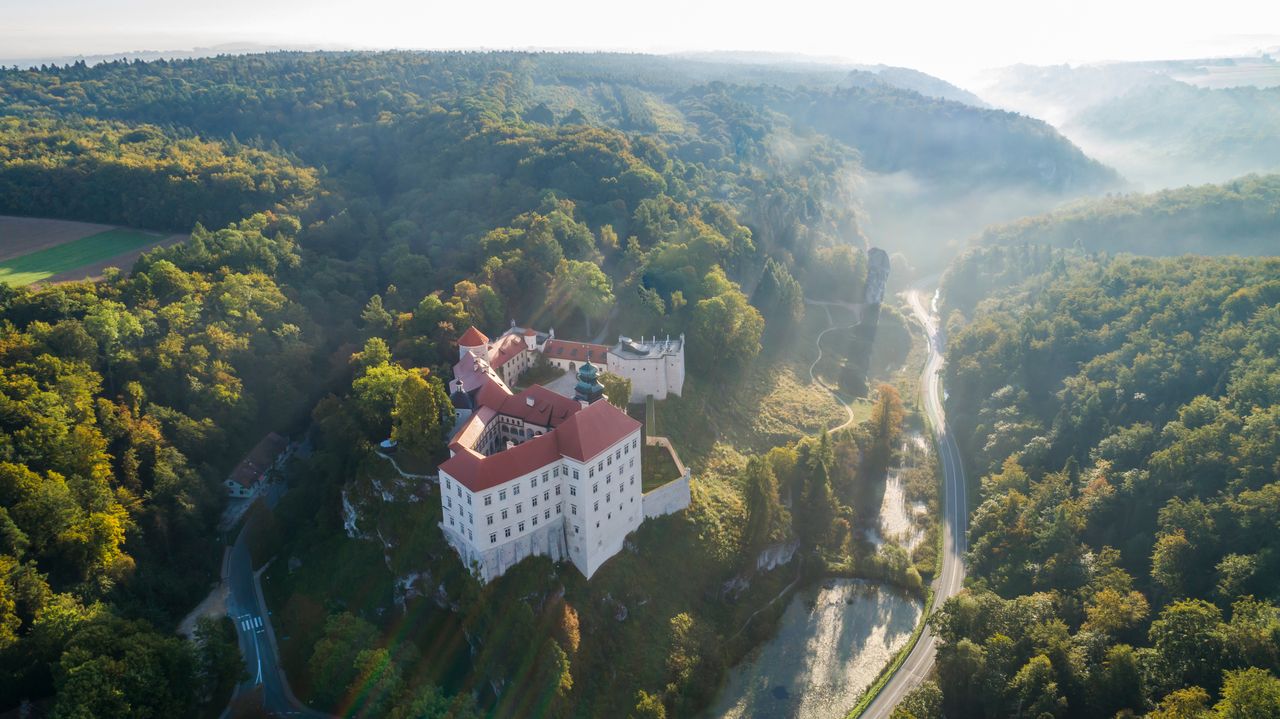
xmin=0 ymin=227 xmax=163 ymax=285
xmin=641 ymin=443 xmax=681 ymax=492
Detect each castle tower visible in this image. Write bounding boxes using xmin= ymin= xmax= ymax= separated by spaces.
xmin=574 ymin=359 xmax=605 ymax=405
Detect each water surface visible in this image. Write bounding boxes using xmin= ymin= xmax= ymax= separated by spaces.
xmin=709 ymin=579 xmax=922 ymax=719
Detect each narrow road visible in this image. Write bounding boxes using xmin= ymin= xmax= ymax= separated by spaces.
xmin=861 ymin=288 xmax=968 ymax=718
xmin=224 ymin=487 xmax=331 ymax=717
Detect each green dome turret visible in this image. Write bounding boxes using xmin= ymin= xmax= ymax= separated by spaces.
xmin=574 ymin=359 xmax=605 ymax=404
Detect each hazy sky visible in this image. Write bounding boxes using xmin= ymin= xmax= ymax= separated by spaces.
xmin=3 ymin=0 xmax=1278 ymax=83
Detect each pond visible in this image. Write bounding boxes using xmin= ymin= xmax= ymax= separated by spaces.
xmin=708 ymin=579 xmax=922 ymax=719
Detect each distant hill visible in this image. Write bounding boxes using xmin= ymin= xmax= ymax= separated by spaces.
xmin=982 ymin=59 xmax=1280 ymax=187
xmin=972 ymin=173 xmax=1280 ymax=256
xmin=844 ymin=64 xmax=989 ymax=107
xmin=730 ymin=83 xmax=1117 ymax=193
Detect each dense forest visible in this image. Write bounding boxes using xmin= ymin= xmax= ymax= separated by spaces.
xmin=970 ymin=173 xmax=1280 ymax=257
xmin=896 ymin=254 xmax=1280 ymax=717
xmin=0 ymin=49 xmax=1092 ymax=718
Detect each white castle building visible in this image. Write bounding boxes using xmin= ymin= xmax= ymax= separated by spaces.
xmin=451 ymin=324 xmax=684 ymax=405
xmin=439 ymin=325 xmax=687 ymax=582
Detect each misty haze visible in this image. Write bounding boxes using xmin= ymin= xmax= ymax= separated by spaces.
xmin=0 ymin=3 xmax=1278 ymax=719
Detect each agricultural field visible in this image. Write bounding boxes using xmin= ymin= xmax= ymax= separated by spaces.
xmin=0 ymin=215 xmax=184 ymax=286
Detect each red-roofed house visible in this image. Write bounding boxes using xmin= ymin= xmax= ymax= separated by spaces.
xmin=225 ymin=433 xmax=288 ymax=497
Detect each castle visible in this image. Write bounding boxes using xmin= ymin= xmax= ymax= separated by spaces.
xmin=439 ymin=325 xmax=687 ymax=582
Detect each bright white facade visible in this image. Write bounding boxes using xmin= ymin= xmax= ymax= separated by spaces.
xmin=440 ymin=325 xmax=656 ymax=582
xmin=607 ymin=335 xmax=685 ymax=402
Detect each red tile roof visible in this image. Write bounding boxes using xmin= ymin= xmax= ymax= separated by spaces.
xmin=490 ymin=334 xmax=529 ymax=368
xmin=459 ymin=326 xmax=489 ymax=347
xmin=441 ymin=432 xmax=563 ymax=492
xmin=555 ymin=401 xmax=641 ymax=461
xmin=544 ymin=339 xmax=610 ymax=364
xmin=228 ymin=432 xmax=288 ymax=487
xmin=441 ymin=401 xmax=639 ymax=492
xmin=498 ymin=385 xmax=582 ymax=428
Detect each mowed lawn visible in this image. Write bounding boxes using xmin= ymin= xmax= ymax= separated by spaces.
xmin=0 ymin=228 xmax=165 ymax=286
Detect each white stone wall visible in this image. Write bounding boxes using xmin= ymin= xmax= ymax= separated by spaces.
xmin=438 ymin=425 xmax=643 ymax=582
xmin=641 ymin=472 xmax=691 ymax=519
xmin=567 ymin=428 xmax=644 ymax=578
xmin=607 ymin=339 xmax=685 ymax=403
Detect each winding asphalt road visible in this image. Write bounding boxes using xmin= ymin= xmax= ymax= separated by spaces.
xmin=860 ymin=288 xmax=969 ymax=718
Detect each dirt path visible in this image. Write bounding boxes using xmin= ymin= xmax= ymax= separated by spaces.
xmin=805 ymin=298 xmax=861 ymax=433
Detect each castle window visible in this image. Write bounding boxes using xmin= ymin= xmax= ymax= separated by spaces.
xmin=571 ymin=504 xmax=577 ymax=515
xmin=487 ymin=515 xmax=493 ymax=525
xmin=542 ymin=472 xmax=549 ymax=483
xmin=484 ymin=495 xmax=492 ymax=506
xmin=544 ymin=490 xmax=550 ymax=501
xmin=592 ymin=483 xmax=598 ymax=494
xmin=448 ymin=516 xmax=454 ymax=526
xmin=518 ymin=522 xmax=525 ymax=532
xmin=606 ymin=493 xmax=611 ymax=503
xmin=597 ymin=461 xmax=604 ymax=472
xmin=607 ymin=456 xmax=612 ymax=466
xmin=553 ymin=467 xmax=559 ymax=477
xmin=505 ymin=527 xmax=512 ymax=537
xmin=544 ymin=509 xmax=550 ymax=520
xmin=446 ymin=497 xmax=452 ymax=508
xmin=499 ymin=490 xmax=507 ymax=501
xmin=516 ymin=503 xmax=523 ymax=514
xmin=630 ymin=458 xmax=635 ymax=468
xmin=513 ymin=485 xmax=520 ymax=496
xmin=593 ymin=501 xmax=599 ymax=511
xmin=532 ymin=497 xmax=538 ymax=508
xmin=467 ymin=530 xmax=472 ymax=540
xmin=445 ymin=479 xmax=451 ymax=490
xmin=556 ymin=503 xmax=562 ymax=514
xmin=573 ymin=469 xmax=579 ymax=479
xmin=501 ymin=509 xmax=508 ymax=519
xmin=490 ymin=533 xmax=497 ymax=544
xmin=466 ymin=494 xmax=472 ymax=505
xmin=574 ymin=525 xmax=580 ymax=534
xmin=532 ymin=516 xmax=538 ymax=527
xmin=588 ymin=467 xmax=594 ymax=478
xmin=570 ymin=486 xmax=577 ymax=496
xmin=555 ymin=486 xmax=561 ymax=496
xmin=530 ymin=478 xmax=536 ymax=489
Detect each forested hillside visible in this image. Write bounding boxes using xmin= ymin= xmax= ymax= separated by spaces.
xmin=982 ymin=62 xmax=1280 ymax=187
xmin=0 ymin=116 xmax=317 ymax=231
xmin=972 ymin=173 xmax=1280 ymax=256
xmin=910 ymin=255 xmax=1280 ymax=717
xmin=0 ymin=49 xmax=1127 ymax=718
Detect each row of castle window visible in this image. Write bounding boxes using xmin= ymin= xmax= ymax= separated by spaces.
xmin=488 ymin=502 xmax=563 ymax=544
